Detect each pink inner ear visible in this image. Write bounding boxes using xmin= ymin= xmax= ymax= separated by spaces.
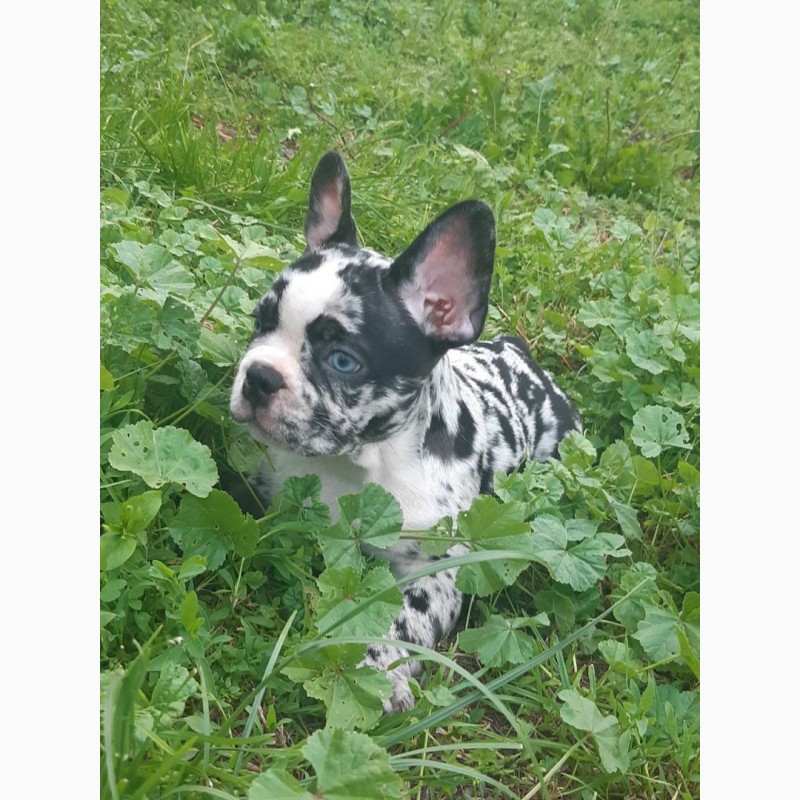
xmin=412 ymin=229 xmax=480 ymax=341
xmin=307 ymin=182 xmax=343 ymax=249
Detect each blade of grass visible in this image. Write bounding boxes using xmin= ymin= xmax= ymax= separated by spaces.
xmin=233 ymin=609 xmax=297 ymax=775
xmin=391 ymin=757 xmax=518 ymax=798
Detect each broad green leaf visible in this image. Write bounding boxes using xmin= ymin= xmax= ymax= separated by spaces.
xmin=282 ymin=642 xmax=367 ymax=684
xmin=558 ymin=431 xmax=597 ymax=469
xmin=610 ymin=562 xmax=659 ymax=632
xmin=577 ymin=299 xmax=615 ymax=329
xmin=178 ymin=555 xmax=208 ymax=580
xmin=631 ymin=405 xmax=691 ymax=458
xmin=180 ymin=590 xmax=203 ymax=638
xmin=302 ymin=728 xmax=403 ymax=799
xmin=661 ymin=295 xmax=700 ymax=343
xmin=493 ymin=461 xmax=564 ymax=515
xmin=631 ymin=456 xmax=661 ymax=496
xmin=610 ymin=217 xmax=643 ymax=241
xmin=678 ymin=460 xmax=700 ymax=488
xmin=277 ymin=474 xmax=330 ymax=528
xmin=111 ymin=241 xmax=195 ymax=301
xmin=171 ymin=490 xmax=258 ymax=570
xmin=304 ymin=666 xmax=393 ymax=731
xmin=199 ymin=327 xmax=241 ymax=366
xmin=534 ymin=584 xmax=576 ymax=631
xmin=597 ymin=639 xmax=643 ymax=677
xmin=598 ymin=440 xmax=636 ymax=491
xmin=150 ymin=663 xmax=199 ymax=724
xmin=458 ymin=614 xmax=545 ymax=667
xmin=531 ymin=516 xmax=629 ymax=592
xmin=100 ymin=364 xmax=115 ymax=391
xmin=318 ymin=484 xmax=403 ymax=571
xmin=100 ymin=611 xmax=117 ymax=628
xmin=226 ymin=426 xmax=266 ymax=475
xmin=109 ymin=421 xmax=218 ymax=497
xmin=420 ymin=684 xmax=457 ymax=707
xmin=250 ymin=770 xmax=313 ymax=800
xmin=612 ymin=501 xmax=643 ymax=541
xmin=118 ymin=490 xmax=162 ymax=535
xmin=455 ymin=496 xmax=532 ymax=595
xmin=100 ymin=531 xmax=137 ymax=571
xmin=634 ymin=603 xmax=680 ymax=661
xmin=625 ymin=329 xmax=669 ymax=375
xmin=103 ymin=293 xmax=159 ymax=352
xmin=558 ymin=689 xmax=631 ymax=774
xmin=315 ymin=566 xmax=402 ymax=638
xmin=653 ymin=685 xmax=700 ymax=727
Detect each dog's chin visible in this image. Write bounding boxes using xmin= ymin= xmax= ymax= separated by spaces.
xmin=245 ymin=419 xmax=346 ymax=458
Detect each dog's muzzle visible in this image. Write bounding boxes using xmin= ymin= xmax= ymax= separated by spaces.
xmin=241 ymin=363 xmax=285 ymax=409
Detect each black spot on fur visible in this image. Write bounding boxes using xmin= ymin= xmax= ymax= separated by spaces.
xmin=479 ymin=451 xmax=495 ymax=494
xmin=423 ymin=411 xmax=450 ymax=458
xmin=495 ymin=357 xmax=516 ymax=392
xmin=272 ymin=276 xmax=288 ymax=302
xmin=287 ymin=251 xmax=324 ymax=273
xmin=362 ymin=410 xmax=397 ymax=441
xmin=254 ymin=295 xmax=280 ymax=335
xmin=497 ymin=413 xmax=516 ymax=450
xmin=407 ymin=590 xmax=430 ymax=613
xmin=306 ymin=314 xmax=349 ymax=345
xmin=454 ymin=401 xmax=475 ymax=459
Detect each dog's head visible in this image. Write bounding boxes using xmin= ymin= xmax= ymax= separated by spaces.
xmin=229 ymin=152 xmax=496 ymax=456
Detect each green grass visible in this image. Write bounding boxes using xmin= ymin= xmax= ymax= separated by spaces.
xmin=100 ymin=1 xmax=699 ymax=797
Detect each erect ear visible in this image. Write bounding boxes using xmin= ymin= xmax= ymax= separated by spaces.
xmin=304 ymin=152 xmax=358 ymax=251
xmin=385 ymin=200 xmax=495 ymax=346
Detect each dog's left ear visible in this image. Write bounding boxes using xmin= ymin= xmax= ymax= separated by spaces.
xmin=304 ymin=152 xmax=358 ymax=251
xmin=386 ymin=200 xmax=495 ymax=346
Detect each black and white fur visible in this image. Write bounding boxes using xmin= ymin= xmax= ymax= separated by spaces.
xmin=230 ymin=153 xmax=581 ymax=712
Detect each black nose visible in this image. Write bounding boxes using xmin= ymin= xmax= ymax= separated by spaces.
xmin=242 ymin=364 xmax=285 ymax=406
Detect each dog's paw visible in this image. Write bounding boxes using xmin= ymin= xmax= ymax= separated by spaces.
xmin=383 ymin=669 xmax=415 ymax=714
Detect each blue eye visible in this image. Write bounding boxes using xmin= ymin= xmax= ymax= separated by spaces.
xmin=327 ymin=350 xmax=361 ymax=374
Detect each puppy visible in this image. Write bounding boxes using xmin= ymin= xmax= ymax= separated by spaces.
xmin=230 ymin=152 xmax=581 ymax=712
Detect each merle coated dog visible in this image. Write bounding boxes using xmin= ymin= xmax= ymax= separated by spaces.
xmin=230 ymin=152 xmax=581 ymax=712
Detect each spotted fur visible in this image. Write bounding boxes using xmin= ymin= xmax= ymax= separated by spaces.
xmin=230 ymin=152 xmax=581 ymax=712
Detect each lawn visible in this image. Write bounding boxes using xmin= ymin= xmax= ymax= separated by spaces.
xmin=100 ymin=1 xmax=700 ymax=797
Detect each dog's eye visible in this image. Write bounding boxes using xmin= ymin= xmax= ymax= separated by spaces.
xmin=327 ymin=350 xmax=361 ymax=374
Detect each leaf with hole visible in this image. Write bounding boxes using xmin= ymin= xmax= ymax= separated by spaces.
xmin=109 ymin=421 xmax=218 ymax=497
xmin=631 ymin=404 xmax=691 ymax=457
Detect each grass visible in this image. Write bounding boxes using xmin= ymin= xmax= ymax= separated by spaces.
xmin=100 ymin=1 xmax=699 ymax=798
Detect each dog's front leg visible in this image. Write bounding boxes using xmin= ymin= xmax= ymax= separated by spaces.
xmin=362 ymin=565 xmax=462 ymax=713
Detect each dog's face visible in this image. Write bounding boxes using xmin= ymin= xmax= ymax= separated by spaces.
xmin=230 ymin=153 xmax=496 ymax=456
